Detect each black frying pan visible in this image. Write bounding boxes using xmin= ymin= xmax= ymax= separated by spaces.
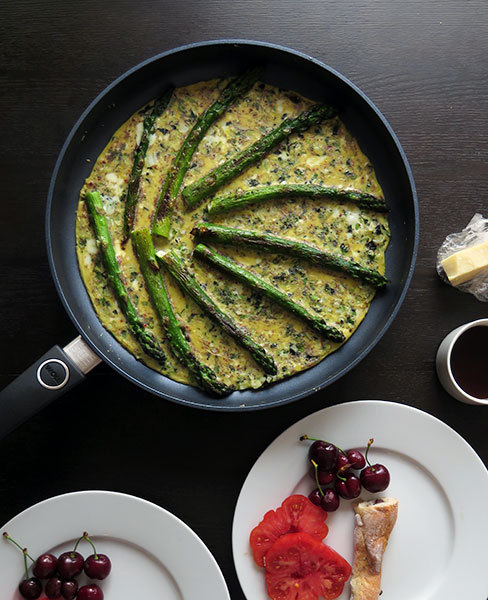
xmin=0 ymin=40 xmax=418 ymax=436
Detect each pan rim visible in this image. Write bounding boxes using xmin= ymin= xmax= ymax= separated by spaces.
xmin=46 ymin=39 xmax=419 ymax=411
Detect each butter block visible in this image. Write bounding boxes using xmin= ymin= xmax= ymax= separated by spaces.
xmin=442 ymin=241 xmax=488 ymax=285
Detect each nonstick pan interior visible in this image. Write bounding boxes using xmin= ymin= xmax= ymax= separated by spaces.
xmin=47 ymin=40 xmax=418 ymax=411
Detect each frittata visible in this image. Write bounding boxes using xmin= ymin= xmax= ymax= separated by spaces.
xmin=75 ymin=79 xmax=390 ymax=391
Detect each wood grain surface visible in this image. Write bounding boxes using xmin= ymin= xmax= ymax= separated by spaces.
xmin=0 ymin=1 xmax=487 ymax=598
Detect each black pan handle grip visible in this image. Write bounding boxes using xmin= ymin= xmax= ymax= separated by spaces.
xmin=0 ymin=338 xmax=101 ymax=439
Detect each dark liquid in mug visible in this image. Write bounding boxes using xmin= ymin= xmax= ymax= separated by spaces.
xmin=450 ymin=325 xmax=488 ymax=399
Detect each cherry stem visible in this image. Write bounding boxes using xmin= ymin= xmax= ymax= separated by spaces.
xmin=364 ymin=438 xmax=375 ymax=470
xmin=311 ymin=460 xmax=325 ymax=497
xmin=336 ymin=463 xmax=351 ymax=482
xmin=300 ymin=434 xmax=346 ymax=456
xmin=3 ymin=533 xmax=35 ymax=562
xmin=23 ymin=548 xmax=30 ymax=580
xmin=82 ymin=532 xmax=98 ymax=560
xmin=73 ymin=533 xmax=84 ymax=557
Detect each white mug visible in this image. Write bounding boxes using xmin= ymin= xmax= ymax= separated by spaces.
xmin=436 ymin=318 xmax=488 ymax=405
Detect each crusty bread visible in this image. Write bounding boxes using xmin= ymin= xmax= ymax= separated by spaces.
xmin=349 ymin=497 xmax=398 ymax=600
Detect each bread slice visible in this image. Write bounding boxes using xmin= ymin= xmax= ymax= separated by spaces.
xmin=350 ymin=497 xmax=398 ymax=600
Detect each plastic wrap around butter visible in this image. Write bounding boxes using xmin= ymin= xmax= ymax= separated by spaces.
xmin=437 ymin=213 xmax=488 ymax=301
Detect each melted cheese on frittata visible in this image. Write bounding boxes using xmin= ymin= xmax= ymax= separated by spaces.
xmin=75 ymin=80 xmax=389 ymax=390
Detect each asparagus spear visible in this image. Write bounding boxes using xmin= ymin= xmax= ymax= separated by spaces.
xmin=192 ymin=223 xmax=388 ymax=289
xmin=122 ymin=87 xmax=174 ymax=242
xmin=182 ymin=103 xmax=337 ymax=207
xmin=152 ymin=68 xmax=261 ymax=238
xmin=131 ymin=228 xmax=232 ymax=396
xmin=206 ymin=184 xmax=388 ymax=216
xmin=157 ymin=249 xmax=278 ymax=375
xmin=85 ymin=191 xmax=168 ymax=366
xmin=194 ymin=243 xmax=346 ymax=342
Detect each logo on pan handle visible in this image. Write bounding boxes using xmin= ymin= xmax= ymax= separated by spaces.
xmin=36 ymin=359 xmax=70 ymax=390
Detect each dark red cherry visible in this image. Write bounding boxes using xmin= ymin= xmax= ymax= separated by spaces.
xmin=46 ymin=577 xmax=63 ymax=599
xmin=18 ymin=577 xmax=42 ymax=599
xmin=61 ymin=579 xmax=78 ymax=600
xmin=81 ymin=532 xmax=111 ymax=579
xmin=320 ymin=489 xmax=340 ymax=512
xmin=335 ymin=452 xmax=350 ymax=473
xmin=33 ymin=552 xmax=58 ymax=578
xmin=309 ymin=466 xmax=334 ymax=486
xmin=57 ymin=551 xmax=83 ymax=579
xmin=78 ymin=583 xmax=104 ymax=600
xmin=335 ymin=473 xmax=361 ymax=499
xmin=84 ymin=553 xmax=111 ymax=579
xmin=2 ymin=534 xmax=42 ymax=599
xmin=308 ymin=488 xmax=323 ymax=506
xmin=346 ymin=449 xmax=366 ymax=470
xmin=308 ymin=440 xmax=338 ymax=470
xmin=360 ymin=438 xmax=390 ymax=492
xmin=360 ymin=464 xmax=390 ymax=492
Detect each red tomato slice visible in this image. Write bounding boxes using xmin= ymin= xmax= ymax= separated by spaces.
xmin=264 ymin=532 xmax=351 ymax=600
xmin=250 ymin=495 xmax=329 ymax=567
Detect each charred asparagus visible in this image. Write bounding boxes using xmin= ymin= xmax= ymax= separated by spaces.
xmin=206 ymin=184 xmax=388 ymax=216
xmin=152 ymin=68 xmax=261 ymax=238
xmin=85 ymin=191 xmax=168 ymax=366
xmin=157 ymin=249 xmax=278 ymax=375
xmin=122 ymin=87 xmax=173 ymax=242
xmin=194 ymin=243 xmax=345 ymax=342
xmin=131 ymin=228 xmax=232 ymax=395
xmin=192 ymin=223 xmax=388 ymax=289
xmin=182 ymin=103 xmax=337 ymax=207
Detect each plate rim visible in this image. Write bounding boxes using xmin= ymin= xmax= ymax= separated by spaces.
xmin=232 ymin=399 xmax=488 ymax=599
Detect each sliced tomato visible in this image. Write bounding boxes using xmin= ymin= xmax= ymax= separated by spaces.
xmin=264 ymin=532 xmax=351 ymax=600
xmin=249 ymin=494 xmax=329 ymax=567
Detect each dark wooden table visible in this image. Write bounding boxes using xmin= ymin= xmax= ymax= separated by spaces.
xmin=1 ymin=1 xmax=487 ymax=598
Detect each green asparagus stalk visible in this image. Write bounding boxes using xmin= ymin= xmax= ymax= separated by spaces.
xmin=85 ymin=191 xmax=168 ymax=366
xmin=192 ymin=223 xmax=388 ymax=289
xmin=206 ymin=184 xmax=388 ymax=216
xmin=157 ymin=249 xmax=278 ymax=375
xmin=122 ymin=87 xmax=174 ymax=242
xmin=182 ymin=103 xmax=337 ymax=207
xmin=131 ymin=228 xmax=232 ymax=396
xmin=152 ymin=68 xmax=261 ymax=238
xmin=194 ymin=243 xmax=346 ymax=342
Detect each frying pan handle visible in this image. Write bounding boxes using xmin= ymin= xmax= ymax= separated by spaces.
xmin=0 ymin=337 xmax=101 ymax=438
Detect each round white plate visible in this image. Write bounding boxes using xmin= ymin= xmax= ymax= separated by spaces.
xmin=1 ymin=490 xmax=230 ymax=600
xmin=233 ymin=400 xmax=488 ymax=600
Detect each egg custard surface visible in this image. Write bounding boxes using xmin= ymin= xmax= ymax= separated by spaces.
xmin=76 ymin=79 xmax=390 ymax=391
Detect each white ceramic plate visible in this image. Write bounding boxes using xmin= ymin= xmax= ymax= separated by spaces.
xmin=233 ymin=400 xmax=488 ymax=600
xmin=1 ymin=490 xmax=230 ymax=600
